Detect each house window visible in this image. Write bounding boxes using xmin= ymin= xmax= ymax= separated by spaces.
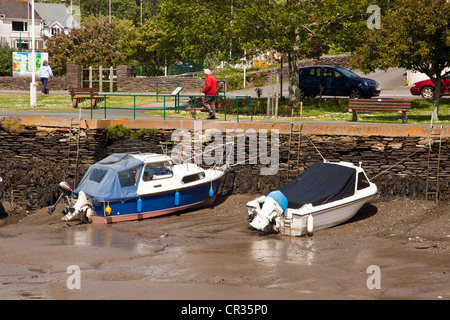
xmin=12 ymin=21 xmax=28 ymax=32
xmin=14 ymin=39 xmax=29 ymax=50
xmin=51 ymin=27 xmax=60 ymax=35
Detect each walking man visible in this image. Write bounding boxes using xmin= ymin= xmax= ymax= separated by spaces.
xmin=202 ymin=69 xmax=217 ymax=119
xmin=38 ymin=60 xmax=53 ymax=94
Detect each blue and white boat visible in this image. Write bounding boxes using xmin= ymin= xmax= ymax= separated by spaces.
xmin=50 ymin=152 xmax=226 ymax=224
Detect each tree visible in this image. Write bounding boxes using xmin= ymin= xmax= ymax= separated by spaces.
xmin=117 ymin=18 xmax=165 ymax=76
xmin=232 ymin=0 xmax=369 ymax=105
xmin=155 ymin=0 xmax=233 ymax=66
xmin=353 ymin=0 xmax=450 ymax=121
xmin=0 ymin=43 xmax=14 ymax=76
xmin=44 ymin=16 xmax=125 ymax=75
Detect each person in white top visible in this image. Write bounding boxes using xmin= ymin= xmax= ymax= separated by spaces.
xmin=38 ymin=60 xmax=53 ymax=94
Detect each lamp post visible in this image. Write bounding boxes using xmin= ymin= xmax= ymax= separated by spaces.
xmin=30 ymin=0 xmax=36 ymax=107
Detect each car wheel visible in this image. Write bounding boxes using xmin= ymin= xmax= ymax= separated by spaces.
xmin=299 ymin=88 xmax=306 ymax=99
xmin=349 ymin=88 xmax=362 ymax=99
xmin=420 ymin=86 xmax=434 ymax=99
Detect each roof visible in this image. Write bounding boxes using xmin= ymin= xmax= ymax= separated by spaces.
xmin=0 ymin=0 xmax=40 ymax=20
xmin=34 ymin=3 xmax=72 ymax=28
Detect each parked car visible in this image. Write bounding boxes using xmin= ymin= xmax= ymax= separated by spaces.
xmin=410 ymin=77 xmax=450 ymax=99
xmin=298 ymin=65 xmax=381 ymax=99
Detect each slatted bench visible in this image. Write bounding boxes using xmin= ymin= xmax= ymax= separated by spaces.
xmin=346 ymin=99 xmax=411 ymax=124
xmin=68 ymin=87 xmax=108 ymax=108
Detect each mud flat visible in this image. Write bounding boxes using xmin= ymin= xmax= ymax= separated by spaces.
xmin=0 ymin=195 xmax=448 ymax=300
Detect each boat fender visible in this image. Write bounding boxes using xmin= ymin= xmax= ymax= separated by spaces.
xmin=209 ymin=186 xmax=214 ymax=197
xmin=105 ymin=205 xmax=112 ymax=216
xmin=137 ymin=197 xmax=142 ymax=212
xmin=307 ymin=214 xmax=314 ymax=234
xmin=175 ymin=191 xmax=180 ymax=206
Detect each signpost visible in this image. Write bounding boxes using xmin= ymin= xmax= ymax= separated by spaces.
xmin=30 ymin=0 xmax=36 ymax=107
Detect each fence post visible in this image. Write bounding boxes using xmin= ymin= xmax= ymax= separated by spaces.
xmin=89 ymin=66 xmax=93 ymax=88
xmin=110 ymin=67 xmax=114 ymax=93
xmin=99 ymin=66 xmax=103 ymax=93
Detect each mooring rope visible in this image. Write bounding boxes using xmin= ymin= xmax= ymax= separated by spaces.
xmin=304 ymin=133 xmax=327 ymax=162
xmin=369 ymin=146 xmax=427 ymax=181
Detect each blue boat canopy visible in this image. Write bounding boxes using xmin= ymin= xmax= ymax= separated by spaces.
xmin=279 ymin=162 xmax=356 ymax=208
xmin=74 ymin=153 xmax=144 ymax=202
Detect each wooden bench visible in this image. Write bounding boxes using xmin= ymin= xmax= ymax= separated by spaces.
xmin=346 ymin=99 xmax=411 ymax=124
xmin=68 ymin=87 xmax=108 ymax=108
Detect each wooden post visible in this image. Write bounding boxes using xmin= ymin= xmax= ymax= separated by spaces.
xmin=99 ymin=66 xmax=103 ymax=93
xmin=89 ymin=66 xmax=93 ymax=88
xmin=110 ymin=67 xmax=114 ymax=93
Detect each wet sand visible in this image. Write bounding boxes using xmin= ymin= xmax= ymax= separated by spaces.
xmin=0 ymin=195 xmax=448 ymax=300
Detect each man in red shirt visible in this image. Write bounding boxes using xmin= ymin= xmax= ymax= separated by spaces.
xmin=202 ymin=69 xmax=217 ymax=119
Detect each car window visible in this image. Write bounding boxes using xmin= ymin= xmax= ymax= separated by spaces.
xmin=324 ymin=68 xmax=342 ymax=79
xmin=323 ymin=68 xmax=333 ymax=78
xmin=338 ymin=68 xmax=360 ymax=79
xmin=302 ymin=68 xmax=316 ymax=77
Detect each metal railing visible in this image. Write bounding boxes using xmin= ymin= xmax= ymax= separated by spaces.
xmin=85 ymin=92 xmax=252 ymax=121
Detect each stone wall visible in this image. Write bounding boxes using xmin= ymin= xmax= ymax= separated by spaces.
xmin=0 ymin=75 xmax=67 ymax=91
xmin=116 ymin=65 xmax=205 ymax=93
xmin=0 ymin=118 xmax=448 ymax=213
xmin=298 ymin=54 xmax=353 ymax=69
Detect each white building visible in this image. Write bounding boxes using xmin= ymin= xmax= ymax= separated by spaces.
xmin=35 ymin=2 xmax=79 ymax=38
xmin=0 ymin=0 xmax=42 ymax=50
xmin=0 ymin=0 xmax=79 ymax=50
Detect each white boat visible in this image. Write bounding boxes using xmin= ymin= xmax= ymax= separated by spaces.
xmin=247 ymin=161 xmax=378 ymax=236
xmin=49 ymin=152 xmax=228 ymax=224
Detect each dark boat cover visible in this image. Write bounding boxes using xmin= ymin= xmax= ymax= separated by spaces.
xmin=73 ymin=153 xmax=144 ymax=202
xmin=279 ymin=162 xmax=356 ymax=208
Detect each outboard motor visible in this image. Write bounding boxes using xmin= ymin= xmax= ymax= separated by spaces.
xmin=249 ymin=190 xmax=288 ymax=232
xmin=48 ymin=181 xmax=73 ymax=215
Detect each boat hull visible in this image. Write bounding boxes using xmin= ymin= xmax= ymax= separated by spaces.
xmin=277 ymin=194 xmax=375 ymax=236
xmin=90 ymin=177 xmax=222 ymax=224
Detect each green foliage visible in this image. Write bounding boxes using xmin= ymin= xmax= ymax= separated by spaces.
xmin=105 ymin=124 xmax=130 ymax=140
xmin=353 ymin=0 xmax=450 ymax=120
xmin=0 ymin=43 xmax=13 ymax=76
xmin=130 ymin=128 xmax=160 ymax=139
xmin=44 ymin=16 xmax=125 ymax=75
xmin=106 ymin=124 xmax=160 ymax=140
xmin=117 ymin=18 xmax=165 ymax=76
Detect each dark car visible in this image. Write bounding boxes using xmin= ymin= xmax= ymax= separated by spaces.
xmin=298 ymin=66 xmax=381 ymax=99
xmin=410 ymin=77 xmax=450 ymax=99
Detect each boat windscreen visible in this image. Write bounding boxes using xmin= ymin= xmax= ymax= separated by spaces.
xmin=279 ymin=162 xmax=356 ymax=208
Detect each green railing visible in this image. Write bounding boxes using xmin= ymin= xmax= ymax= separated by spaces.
xmin=88 ymin=93 xmax=233 ymax=121
xmin=235 ymin=95 xmax=252 ymax=122
xmin=156 ymin=82 xmax=180 ymax=101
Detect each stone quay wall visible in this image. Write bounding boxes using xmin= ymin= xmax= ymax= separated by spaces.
xmin=0 ymin=117 xmax=448 ymax=213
